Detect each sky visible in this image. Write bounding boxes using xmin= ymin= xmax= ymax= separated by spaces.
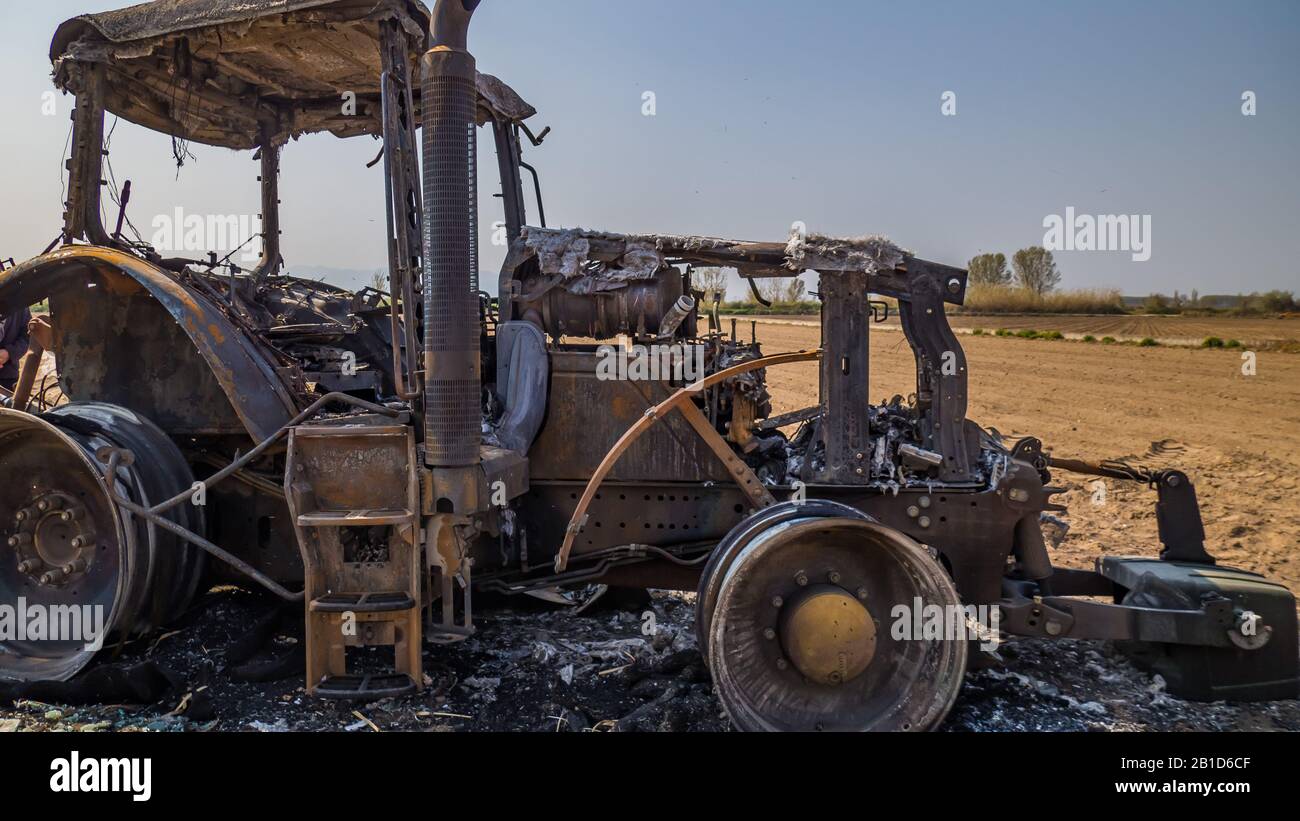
xmin=1 ymin=0 xmax=1297 ymax=297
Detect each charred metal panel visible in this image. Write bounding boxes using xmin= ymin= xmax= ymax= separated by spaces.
xmin=205 ymin=482 xmax=303 ymax=586
xmin=0 ymin=248 xmax=298 ymax=441
xmin=51 ymin=286 xmax=245 ymax=436
xmin=900 ymin=260 xmax=974 ymax=482
xmin=813 ymin=272 xmax=870 ymax=484
xmin=518 ymin=481 xmax=746 ymax=563
xmin=527 ymin=350 xmax=732 ymax=483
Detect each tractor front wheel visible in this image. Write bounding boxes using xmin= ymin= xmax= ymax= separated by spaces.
xmin=702 ymin=514 xmax=967 ymax=731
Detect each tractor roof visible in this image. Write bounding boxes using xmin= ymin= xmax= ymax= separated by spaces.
xmin=50 ymin=0 xmax=534 ymax=150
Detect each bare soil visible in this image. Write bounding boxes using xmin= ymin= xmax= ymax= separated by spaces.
xmin=945 ymin=314 xmax=1299 ymax=346
xmin=734 ymin=313 xmax=1300 ymax=348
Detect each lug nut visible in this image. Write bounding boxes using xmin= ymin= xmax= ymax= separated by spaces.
xmin=828 ymin=570 xmax=841 ymax=583
xmin=763 ymin=627 xmax=776 ymax=640
xmin=70 ymin=536 xmax=85 ymax=549
xmin=918 ymin=515 xmax=931 ymax=528
xmin=856 ymin=587 xmax=869 ymax=600
xmin=794 ymin=571 xmax=808 ymax=587
xmin=17 ymin=559 xmax=41 ymax=574
xmin=62 ymin=559 xmax=86 ymax=574
xmin=61 ymin=508 xmax=83 ymax=522
xmin=907 ymin=505 xmax=920 ymax=518
xmin=8 ymin=534 xmax=31 ymax=548
xmin=40 ymin=569 xmax=66 ymax=585
xmin=37 ymin=497 xmax=63 ymax=512
xmin=919 ymin=496 xmax=931 ymax=509
xmin=14 ymin=510 xmax=28 ymax=523
xmin=771 ymin=596 xmax=784 ymax=608
xmin=775 ymin=658 xmax=788 ymax=671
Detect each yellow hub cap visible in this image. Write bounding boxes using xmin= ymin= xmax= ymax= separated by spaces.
xmin=779 ymin=585 xmax=876 ymax=685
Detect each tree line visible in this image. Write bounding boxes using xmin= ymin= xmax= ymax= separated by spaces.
xmin=967 ymin=247 xmax=1061 ymax=294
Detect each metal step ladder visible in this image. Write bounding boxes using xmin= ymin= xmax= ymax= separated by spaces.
xmin=285 ymin=424 xmax=422 ymax=699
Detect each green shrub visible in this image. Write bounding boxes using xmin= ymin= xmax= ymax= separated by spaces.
xmin=971 ymin=328 xmax=985 ymax=336
xmin=1015 ymin=328 xmax=1040 ymax=339
xmin=1138 ymin=337 xmax=1159 ymax=347
xmin=1039 ymin=330 xmax=1064 ymax=340
xmin=1225 ymin=339 xmax=1242 ymax=348
xmin=1201 ymin=336 xmax=1225 ymax=348
xmin=995 ymin=328 xmax=1012 ymax=337
xmin=1082 ymin=334 xmax=1096 ymax=342
xmin=1101 ymin=336 xmax=1117 ymax=344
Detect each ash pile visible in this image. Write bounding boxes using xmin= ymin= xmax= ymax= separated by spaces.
xmin=1 ymin=589 xmax=1297 ymax=732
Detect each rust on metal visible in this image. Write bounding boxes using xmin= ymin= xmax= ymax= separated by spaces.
xmin=553 ymin=350 xmax=818 ymax=573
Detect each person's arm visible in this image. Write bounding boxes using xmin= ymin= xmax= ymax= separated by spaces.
xmin=1 ymin=308 xmax=32 ymax=367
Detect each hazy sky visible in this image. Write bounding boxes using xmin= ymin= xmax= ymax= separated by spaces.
xmin=1 ymin=0 xmax=1297 ymax=297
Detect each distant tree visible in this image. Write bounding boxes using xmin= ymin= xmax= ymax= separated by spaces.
xmin=369 ymin=269 xmax=388 ymax=293
xmin=1246 ymin=290 xmax=1297 ymax=313
xmin=1143 ymin=293 xmax=1173 ymax=314
xmin=967 ymin=252 xmax=1011 ymax=286
xmin=692 ymin=267 xmax=730 ymax=303
xmin=759 ymin=276 xmax=807 ymax=304
xmin=1011 ymin=246 xmax=1061 ymax=295
xmin=1189 ymin=289 xmax=1199 ymax=308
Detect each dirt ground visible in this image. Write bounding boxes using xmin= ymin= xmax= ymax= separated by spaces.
xmin=735 ymin=312 xmax=1300 ymax=348
xmin=941 ymin=313 xmax=1299 ymax=347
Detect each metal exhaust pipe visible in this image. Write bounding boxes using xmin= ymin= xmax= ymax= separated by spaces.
xmin=421 ymin=0 xmax=482 ymax=467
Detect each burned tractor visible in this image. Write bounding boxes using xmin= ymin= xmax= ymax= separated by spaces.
xmin=0 ymin=0 xmax=1295 ymax=731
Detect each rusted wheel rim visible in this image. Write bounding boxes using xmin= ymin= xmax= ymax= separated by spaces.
xmin=708 ymin=517 xmax=967 ymax=732
xmin=0 ymin=404 xmax=204 ymax=682
xmin=0 ymin=410 xmax=134 ymax=681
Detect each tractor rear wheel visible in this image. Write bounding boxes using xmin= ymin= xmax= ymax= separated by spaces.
xmin=0 ymin=403 xmax=204 ymax=681
xmin=703 ymin=515 xmax=967 ymax=731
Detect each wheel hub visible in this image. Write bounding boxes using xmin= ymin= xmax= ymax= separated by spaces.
xmin=779 ymin=583 xmax=876 ymax=685
xmin=9 ymin=491 xmax=97 ymax=586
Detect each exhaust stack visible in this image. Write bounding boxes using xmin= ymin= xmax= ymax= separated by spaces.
xmin=420 ymin=0 xmax=482 ymax=468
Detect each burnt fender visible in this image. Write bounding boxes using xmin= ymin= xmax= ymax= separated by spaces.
xmin=0 ymin=246 xmax=297 ymax=441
